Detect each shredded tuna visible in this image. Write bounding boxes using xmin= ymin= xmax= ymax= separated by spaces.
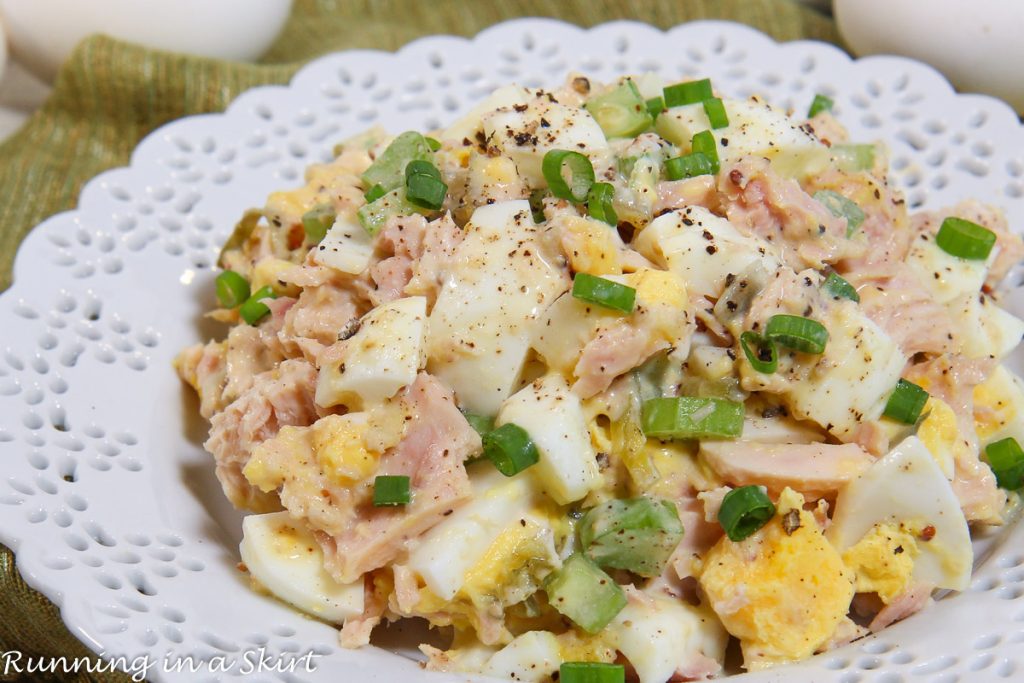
xmin=854 ymin=265 xmax=956 ymax=357
xmin=339 ymin=572 xmax=390 ymax=648
xmin=655 ymin=176 xmax=718 ymax=213
xmin=405 ymin=213 xmax=465 ymax=307
xmin=279 ymin=280 xmax=363 ymax=362
xmin=868 ymin=582 xmax=935 ymax=632
xmin=700 ymin=441 xmax=874 ymax=499
xmin=205 ymin=359 xmax=319 ymax=511
xmin=720 ymin=157 xmax=864 ymax=270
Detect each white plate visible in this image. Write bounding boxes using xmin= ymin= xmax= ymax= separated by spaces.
xmin=1 ymin=18 xmax=1023 ymax=683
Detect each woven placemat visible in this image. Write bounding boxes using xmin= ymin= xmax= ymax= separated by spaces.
xmin=0 ymin=1 xmax=837 ymax=680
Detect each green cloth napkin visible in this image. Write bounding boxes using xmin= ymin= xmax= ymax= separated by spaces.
xmin=0 ymin=1 xmax=837 ymax=680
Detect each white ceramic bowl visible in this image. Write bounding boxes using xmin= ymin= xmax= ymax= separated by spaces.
xmin=836 ymin=0 xmax=1024 ymax=113
xmin=0 ymin=0 xmax=293 ymax=82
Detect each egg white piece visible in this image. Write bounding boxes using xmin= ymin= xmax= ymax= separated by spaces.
xmin=442 ymin=84 xmax=531 ymax=143
xmin=947 ymin=292 xmax=1024 ymax=360
xmin=239 ymin=512 xmax=364 ymax=622
xmin=974 ymin=364 xmax=1024 ymax=448
xmin=656 ymin=96 xmax=823 ymax=168
xmin=312 ymin=211 xmax=374 ymax=275
xmin=482 ymin=631 xmax=561 ymax=683
xmin=827 ymin=436 xmax=973 ymax=591
xmin=905 ymin=234 xmax=989 ymax=304
xmin=316 ymin=295 xmax=427 ymax=410
xmin=634 ymin=206 xmax=782 ymax=300
xmin=611 ymin=592 xmax=728 ymax=683
xmin=482 ymin=92 xmax=609 ymax=187
xmin=498 ymin=372 xmax=600 ymax=505
xmin=427 ymin=200 xmax=568 ymax=415
xmin=406 ymin=467 xmax=535 ymax=600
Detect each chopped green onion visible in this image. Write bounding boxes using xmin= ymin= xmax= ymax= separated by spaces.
xmin=301 ymin=204 xmax=336 ymax=243
xmin=544 ymin=553 xmax=626 ymax=634
xmin=462 ymin=412 xmax=494 ymax=438
xmin=832 ymin=144 xmax=875 ymax=172
xmin=703 ymin=97 xmax=729 ymax=129
xmin=587 ymin=182 xmax=618 ymax=226
xmin=372 ymin=475 xmax=411 ymax=506
xmin=215 ymin=270 xmax=250 ymax=308
xmin=585 ymin=79 xmax=653 ymax=138
xmin=663 ymin=78 xmax=713 ymax=108
xmin=740 ymin=331 xmax=778 ymax=374
xmin=361 ymin=131 xmax=434 ymax=193
xmin=357 ymin=188 xmax=421 ymax=236
xmin=641 ymin=396 xmax=744 ymax=440
xmin=404 ymin=159 xmax=447 ymax=210
xmin=560 ymin=662 xmax=625 ymax=683
xmin=814 ymin=190 xmax=865 ymax=236
xmin=572 ymin=273 xmax=636 ymax=314
xmin=808 ymin=93 xmax=834 ymax=118
xmin=823 ymin=272 xmax=860 ymax=302
xmin=363 ymin=183 xmax=387 ymax=203
xmin=882 ymin=379 xmax=929 ymax=424
xmin=764 ymin=314 xmax=829 ymax=354
xmin=646 ymin=96 xmax=666 ymax=119
xmin=424 ymin=136 xmax=441 ymax=151
xmin=664 ymin=152 xmax=714 ymax=180
xmin=239 ymin=285 xmax=277 ymax=325
xmin=483 ymin=423 xmax=539 ymax=476
xmin=935 ymin=216 xmax=997 ymax=261
xmin=528 ymin=189 xmax=547 ymax=223
xmin=718 ymin=485 xmax=776 ymax=542
xmin=985 ymin=438 xmax=1024 ymax=490
xmin=579 ymin=497 xmax=684 ymax=577
xmin=542 ymin=149 xmax=595 ymax=202
xmin=690 ymin=130 xmax=720 ymax=174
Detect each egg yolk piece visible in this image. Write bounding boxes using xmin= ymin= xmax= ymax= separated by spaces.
xmin=699 ymin=488 xmax=854 ymax=670
xmin=841 ymin=523 xmax=919 ymax=603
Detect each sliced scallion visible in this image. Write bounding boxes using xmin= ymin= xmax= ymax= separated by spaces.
xmin=404 ymin=159 xmax=447 ymax=210
xmin=808 ymin=93 xmax=834 ymax=118
xmin=215 ymin=270 xmax=250 ymax=309
xmin=663 ymin=78 xmax=713 ymax=108
xmin=424 ymin=136 xmax=441 ymax=151
xmin=646 ymin=96 xmax=666 ymax=119
xmin=363 ymin=183 xmax=387 ymax=203
xmin=641 ymin=396 xmax=744 ymax=440
xmin=664 ymin=153 xmax=714 ymax=180
xmin=462 ymin=412 xmax=494 ymax=438
xmin=301 ymin=204 xmax=336 ymax=243
xmin=372 ymin=475 xmax=411 ymax=506
xmin=587 ymin=182 xmax=618 ymax=226
xmin=560 ymin=662 xmax=625 ymax=683
xmin=703 ymin=96 xmax=729 ymax=129
xmin=542 ymin=149 xmax=595 ymax=202
xmin=985 ymin=437 xmax=1024 ymax=490
xmin=740 ymin=331 xmax=778 ymax=374
xmin=572 ymin=273 xmax=636 ymax=313
xmin=935 ymin=216 xmax=997 ymax=261
xmin=239 ymin=286 xmax=277 ymax=325
xmin=483 ymin=423 xmax=539 ymax=476
xmin=718 ymin=485 xmax=776 ymax=542
xmin=823 ymin=272 xmax=860 ymax=302
xmin=882 ymin=379 xmax=929 ymax=425
xmin=814 ymin=190 xmax=865 ymax=237
xmin=585 ymin=79 xmax=653 ymax=139
xmin=691 ymin=130 xmax=720 ymax=174
xmin=764 ymin=314 xmax=829 ymax=354
xmin=544 ymin=553 xmax=626 ymax=634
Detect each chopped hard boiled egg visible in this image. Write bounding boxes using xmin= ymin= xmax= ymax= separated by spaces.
xmin=610 ymin=591 xmax=728 ymax=683
xmin=316 ymin=296 xmax=427 ymax=410
xmin=442 ymin=84 xmax=531 ymax=143
xmin=841 ymin=522 xmax=919 ymax=603
xmin=497 ymin=373 xmax=601 ymax=505
xmin=634 ymin=206 xmax=782 ymax=300
xmin=481 ymin=631 xmax=560 ymax=683
xmin=313 ymin=210 xmax=375 ymax=275
xmin=946 ymin=292 xmax=1024 ymax=360
xmin=699 ymin=488 xmax=854 ymax=669
xmin=656 ymin=96 xmax=823 ymax=168
xmin=239 ymin=511 xmax=364 ymax=623
xmin=974 ymin=364 xmax=1024 ymax=447
xmin=915 ymin=396 xmax=965 ymax=479
xmin=906 ymin=233 xmax=988 ymax=304
xmin=827 ymin=436 xmax=973 ymax=592
xmin=427 ymin=200 xmax=569 ymax=416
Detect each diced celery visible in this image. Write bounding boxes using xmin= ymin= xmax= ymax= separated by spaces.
xmin=579 ymin=497 xmax=684 ymax=577
xmin=360 ymin=131 xmax=435 ymax=193
xmin=545 ymin=554 xmax=626 ymax=634
xmin=585 ymin=80 xmax=653 ymax=139
xmin=356 ymin=188 xmax=421 ymax=236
